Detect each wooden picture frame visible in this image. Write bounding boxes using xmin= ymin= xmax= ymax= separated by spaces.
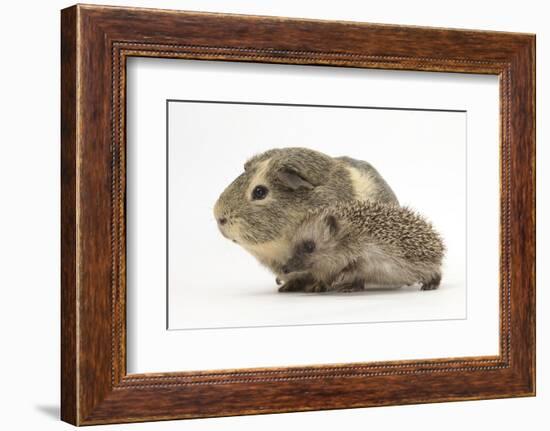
xmin=61 ymin=4 xmax=535 ymax=425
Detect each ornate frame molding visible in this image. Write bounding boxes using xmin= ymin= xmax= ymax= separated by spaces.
xmin=61 ymin=5 xmax=535 ymax=425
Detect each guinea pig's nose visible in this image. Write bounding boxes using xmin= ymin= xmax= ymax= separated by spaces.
xmin=282 ymin=265 xmax=289 ymax=274
xmin=218 ymin=217 xmax=227 ymax=226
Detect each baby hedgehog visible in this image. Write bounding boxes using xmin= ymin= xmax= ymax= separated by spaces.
xmin=279 ymin=201 xmax=445 ymax=293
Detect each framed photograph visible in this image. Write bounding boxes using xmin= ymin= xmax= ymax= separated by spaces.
xmin=61 ymin=4 xmax=535 ymax=425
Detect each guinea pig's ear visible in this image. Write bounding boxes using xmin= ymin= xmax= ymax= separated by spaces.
xmin=277 ymin=168 xmax=315 ymax=191
xmin=273 ymin=148 xmax=331 ymax=189
xmin=324 ymin=214 xmax=338 ymax=236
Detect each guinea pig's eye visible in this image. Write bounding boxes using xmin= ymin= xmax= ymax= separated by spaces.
xmin=252 ymin=185 xmax=268 ymax=200
xmin=303 ymin=240 xmax=316 ymax=254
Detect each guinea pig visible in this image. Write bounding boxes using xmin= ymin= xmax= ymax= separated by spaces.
xmin=280 ymin=200 xmax=445 ymax=292
xmin=213 ymin=147 xmax=398 ymax=291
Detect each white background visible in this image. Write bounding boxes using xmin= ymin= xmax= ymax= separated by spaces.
xmin=127 ymin=60 xmax=501 ymax=374
xmin=0 ymin=0 xmax=546 ymax=430
xmin=167 ymin=100 xmax=469 ymax=330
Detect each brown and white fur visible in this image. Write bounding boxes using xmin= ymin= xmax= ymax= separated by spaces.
xmin=213 ymin=148 xmax=398 ymax=291
xmin=279 ymin=201 xmax=445 ymax=293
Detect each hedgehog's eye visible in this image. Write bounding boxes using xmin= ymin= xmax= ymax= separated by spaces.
xmin=252 ymin=185 xmax=268 ymax=200
xmin=303 ymin=240 xmax=316 ymax=254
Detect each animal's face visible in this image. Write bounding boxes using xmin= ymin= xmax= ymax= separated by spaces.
xmin=281 ymin=238 xmax=317 ymax=274
xmin=282 ymin=214 xmax=346 ymax=279
xmin=214 ymin=149 xmax=327 ymax=246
